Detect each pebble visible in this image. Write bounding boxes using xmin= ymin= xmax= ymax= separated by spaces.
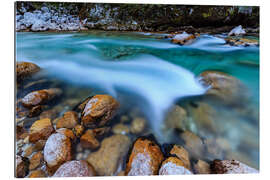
xmin=44 ymin=133 xmax=72 ymax=171
xmin=130 ymin=117 xmax=146 ymax=134
xmin=125 ymin=137 xmax=164 ymax=175
xmin=81 ymin=95 xmax=119 ymax=128
xmin=53 ymin=160 xmax=96 ymax=177
xmin=87 ymin=134 xmax=131 ymax=176
xmin=56 ymin=111 xmax=78 ymax=129
xmin=29 ymin=118 xmax=54 ymax=143
xmin=159 ymin=157 xmax=193 ymax=175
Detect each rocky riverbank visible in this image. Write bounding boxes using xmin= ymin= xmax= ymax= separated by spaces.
xmin=15 ymin=61 xmax=259 ymax=177
xmin=16 ymin=2 xmax=259 ymax=34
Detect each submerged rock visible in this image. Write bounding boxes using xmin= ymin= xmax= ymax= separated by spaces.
xmin=29 ymin=151 xmax=43 ymax=170
xmin=171 ymin=32 xmax=197 ymax=45
xmin=56 ymin=128 xmax=76 ymax=141
xmin=194 ymin=160 xmax=211 ymax=174
xmin=169 ymin=145 xmax=191 ymax=170
xmin=16 ymin=61 xmax=40 ymax=82
xmin=165 ymin=105 xmax=188 ymax=131
xmin=21 ymin=88 xmax=62 ymax=108
xmin=125 ymin=137 xmax=164 ymax=176
xmin=73 ymin=124 xmax=84 ymax=137
xmin=228 ymin=25 xmax=246 ymax=36
xmin=44 ymin=133 xmax=72 ymax=171
xmin=80 ymin=129 xmax=100 ymax=150
xmin=87 ymin=134 xmax=131 ymax=176
xmin=198 ymin=71 xmax=248 ymax=105
xmin=81 ymin=95 xmax=119 ymax=128
xmin=53 ymin=160 xmax=95 ymax=177
xmin=16 ymin=155 xmax=29 ymax=178
xmin=211 ymin=159 xmax=258 ymax=174
xmin=29 ymin=118 xmax=54 ymax=143
xmin=112 ymin=123 xmax=130 ymax=135
xmin=56 ymin=111 xmax=78 ymax=129
xmin=159 ymin=157 xmax=192 ymax=175
xmin=180 ymin=131 xmax=205 ymax=158
xmin=130 ymin=117 xmax=146 ymax=134
xmin=28 ymin=169 xmax=46 ymax=178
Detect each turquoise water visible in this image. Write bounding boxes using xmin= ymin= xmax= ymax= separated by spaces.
xmin=16 ymin=31 xmax=259 ymax=169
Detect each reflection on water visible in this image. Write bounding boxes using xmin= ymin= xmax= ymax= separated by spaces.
xmin=16 ymin=31 xmax=259 ymax=169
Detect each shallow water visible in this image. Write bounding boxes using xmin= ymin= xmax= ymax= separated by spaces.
xmin=16 ymin=31 xmax=259 ymax=169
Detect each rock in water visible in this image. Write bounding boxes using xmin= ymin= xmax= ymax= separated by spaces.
xmin=53 ymin=160 xmax=95 ymax=177
xmin=56 ymin=111 xmax=78 ymax=129
xmin=16 ymin=155 xmax=29 ymax=178
xmin=56 ymin=128 xmax=76 ymax=141
xmin=130 ymin=117 xmax=146 ymax=134
xmin=87 ymin=134 xmax=131 ymax=176
xmin=125 ymin=137 xmax=164 ymax=176
xmin=44 ymin=133 xmax=72 ymax=171
xmin=171 ymin=32 xmax=197 ymax=45
xmin=80 ymin=129 xmax=100 ymax=150
xmin=169 ymin=145 xmax=191 ymax=170
xmin=180 ymin=131 xmax=205 ymax=158
xmin=165 ymin=105 xmax=188 ymax=131
xmin=228 ymin=25 xmax=246 ymax=36
xmin=22 ymin=88 xmax=62 ymax=108
xmin=198 ymin=71 xmax=248 ymax=105
xmin=159 ymin=157 xmax=193 ymax=175
xmin=194 ymin=160 xmax=211 ymax=174
xmin=112 ymin=123 xmax=130 ymax=135
xmin=81 ymin=95 xmax=120 ymax=128
xmin=29 ymin=118 xmax=54 ymax=143
xmin=16 ymin=61 xmax=40 ymax=82
xmin=29 ymin=151 xmax=43 ymax=170
xmin=28 ymin=170 xmax=46 ymax=178
xmin=211 ymin=159 xmax=258 ymax=174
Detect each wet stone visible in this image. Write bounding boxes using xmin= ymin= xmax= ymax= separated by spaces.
xmin=56 ymin=111 xmax=78 ymax=129
xmin=125 ymin=137 xmax=164 ymax=176
xmin=73 ymin=124 xmax=84 ymax=137
xmin=16 ymin=155 xmax=29 ymax=178
xmin=16 ymin=61 xmax=40 ymax=82
xmin=29 ymin=118 xmax=54 ymax=143
xmin=211 ymin=159 xmax=258 ymax=174
xmin=87 ymin=134 xmax=131 ymax=176
xmin=56 ymin=128 xmax=76 ymax=141
xmin=169 ymin=145 xmax=191 ymax=170
xmin=21 ymin=88 xmax=62 ymax=108
xmin=44 ymin=133 xmax=72 ymax=171
xmin=80 ymin=129 xmax=100 ymax=150
xmin=130 ymin=117 xmax=146 ymax=134
xmin=194 ymin=160 xmax=211 ymax=174
xmin=159 ymin=157 xmax=193 ymax=175
xmin=29 ymin=151 xmax=43 ymax=170
xmin=180 ymin=131 xmax=205 ymax=158
xmin=28 ymin=169 xmax=46 ymax=178
xmin=81 ymin=95 xmax=120 ymax=128
xmin=112 ymin=123 xmax=130 ymax=135
xmin=53 ymin=160 xmax=96 ymax=177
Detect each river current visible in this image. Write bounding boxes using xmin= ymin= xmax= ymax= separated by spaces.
xmin=16 ymin=31 xmax=259 ymax=169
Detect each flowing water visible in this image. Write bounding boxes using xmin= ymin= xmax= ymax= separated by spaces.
xmin=16 ymin=31 xmax=259 ymax=169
